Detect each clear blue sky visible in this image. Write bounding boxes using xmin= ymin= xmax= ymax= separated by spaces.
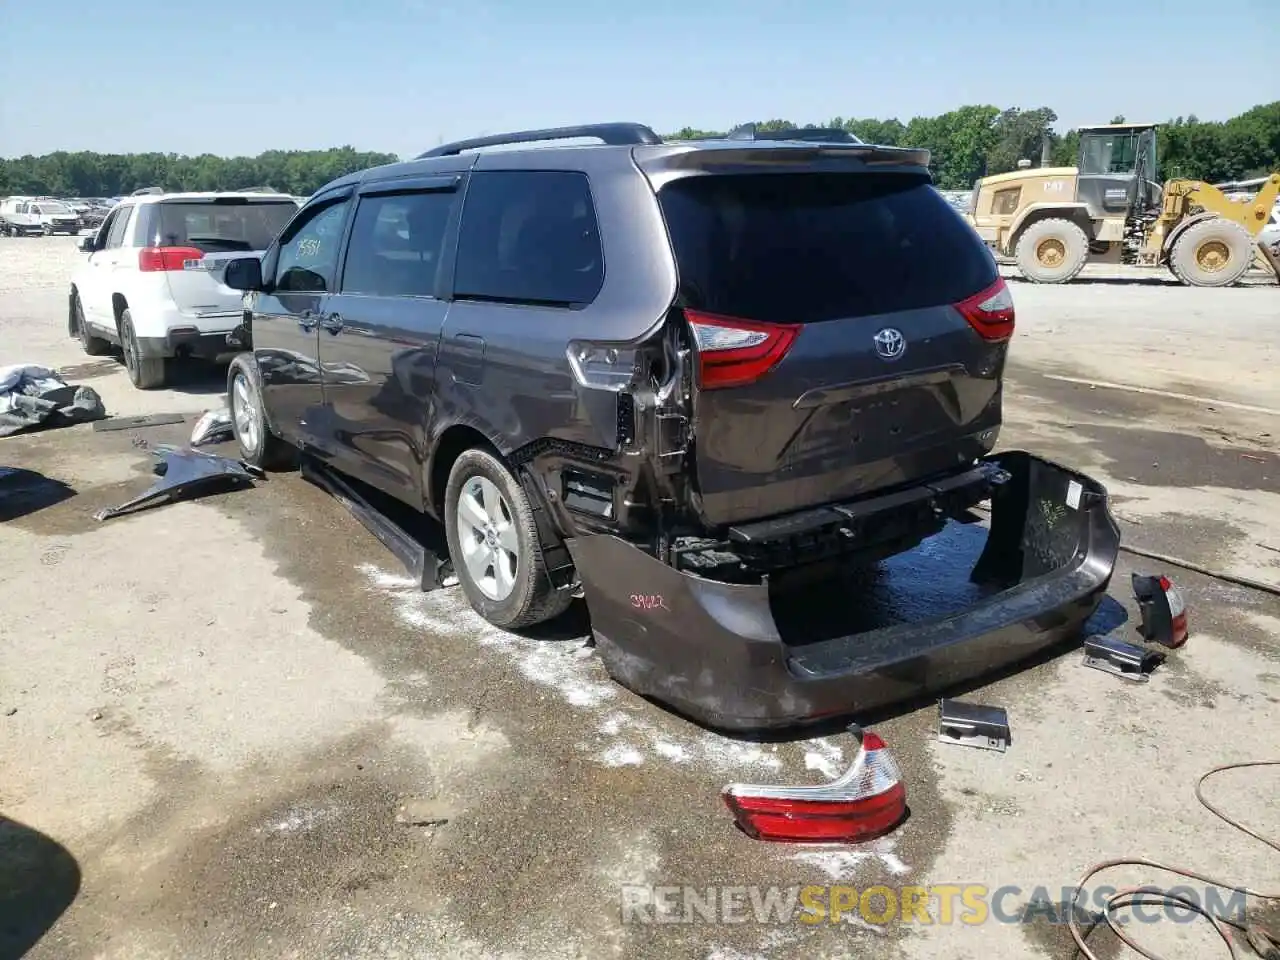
xmin=1 ymin=0 xmax=1275 ymax=159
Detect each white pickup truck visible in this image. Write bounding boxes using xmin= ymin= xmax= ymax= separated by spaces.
xmin=0 ymin=197 xmax=83 ymax=236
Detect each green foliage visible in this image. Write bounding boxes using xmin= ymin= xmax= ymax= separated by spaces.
xmin=4 ymin=103 xmax=1278 ymax=196
xmin=669 ymin=102 xmax=1279 ymax=189
xmin=0 ymin=146 xmax=398 ymax=198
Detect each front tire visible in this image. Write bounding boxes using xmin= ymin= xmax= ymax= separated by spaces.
xmin=119 ymin=308 xmax=167 ymax=389
xmin=1169 ymin=219 xmax=1254 ymax=288
xmin=1014 ymin=218 xmax=1090 ymax=283
xmin=443 ymin=448 xmax=571 ymax=630
xmin=227 ymin=353 xmax=296 ymax=470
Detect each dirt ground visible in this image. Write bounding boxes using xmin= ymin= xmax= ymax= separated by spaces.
xmin=2 ymin=236 xmax=1278 ymax=960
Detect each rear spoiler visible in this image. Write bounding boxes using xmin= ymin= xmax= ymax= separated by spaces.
xmin=633 ymin=142 xmax=933 ymax=184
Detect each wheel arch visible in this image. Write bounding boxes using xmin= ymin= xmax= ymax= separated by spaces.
xmin=1161 ymin=211 xmax=1224 ymax=262
xmin=111 ymin=292 xmax=129 ymax=333
xmin=427 ymin=423 xmax=502 ymax=518
xmin=1008 ymin=203 xmax=1093 ymax=251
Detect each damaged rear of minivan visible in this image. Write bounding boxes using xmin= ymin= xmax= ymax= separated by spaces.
xmin=562 ymin=139 xmax=1120 ymax=730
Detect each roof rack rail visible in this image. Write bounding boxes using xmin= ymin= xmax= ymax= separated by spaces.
xmin=418 ymin=122 xmax=663 ymax=159
xmin=236 ymin=185 xmax=280 ymax=193
xmin=726 ymin=124 xmax=863 ymax=144
xmin=130 ymin=186 xmax=166 ymax=196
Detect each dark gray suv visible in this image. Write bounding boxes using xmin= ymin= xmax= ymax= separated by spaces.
xmin=222 ymin=122 xmax=1119 ymax=731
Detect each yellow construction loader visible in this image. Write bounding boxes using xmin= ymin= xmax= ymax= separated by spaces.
xmin=965 ymin=123 xmax=1280 ymax=286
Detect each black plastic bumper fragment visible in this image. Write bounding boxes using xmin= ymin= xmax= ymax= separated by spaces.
xmin=93 ymin=445 xmax=263 ymax=522
xmin=566 ymin=451 xmax=1120 ymax=732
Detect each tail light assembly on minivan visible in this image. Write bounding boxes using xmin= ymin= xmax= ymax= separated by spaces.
xmin=139 ymin=246 xmax=204 ymax=272
xmin=722 ymin=729 xmax=907 ymax=843
xmin=685 ymin=309 xmax=801 ymax=390
xmin=954 ymin=277 xmax=1015 ymax=342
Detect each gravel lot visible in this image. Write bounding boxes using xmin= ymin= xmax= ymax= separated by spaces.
xmin=2 ymin=235 xmax=1278 ymax=960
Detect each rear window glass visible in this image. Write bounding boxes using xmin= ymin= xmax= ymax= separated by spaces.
xmin=658 ymin=173 xmax=997 ymax=324
xmin=156 ymin=200 xmax=297 ymax=254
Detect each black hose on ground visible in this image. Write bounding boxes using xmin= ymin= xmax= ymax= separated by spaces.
xmin=1067 ymin=761 xmax=1280 ymax=960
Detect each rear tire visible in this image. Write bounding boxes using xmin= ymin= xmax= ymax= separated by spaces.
xmin=227 ymin=353 xmax=296 ymax=470
xmin=119 ymin=308 xmax=167 ymax=389
xmin=444 ymin=447 xmax=571 ymax=630
xmin=1169 ymin=219 xmax=1254 ymax=288
xmin=1014 ymin=218 xmax=1090 ymax=283
xmin=72 ymin=291 xmax=111 ymax=356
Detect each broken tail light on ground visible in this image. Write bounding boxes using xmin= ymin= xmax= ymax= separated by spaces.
xmin=722 ymin=730 xmax=906 ymax=843
xmin=1133 ymin=573 xmax=1189 ymax=648
xmin=954 ymin=277 xmax=1015 ymax=342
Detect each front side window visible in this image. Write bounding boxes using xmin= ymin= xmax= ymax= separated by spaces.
xmin=454 ymin=170 xmax=604 ymax=307
xmin=273 ymin=198 xmax=351 ymax=293
xmin=341 ymin=190 xmax=458 ymax=298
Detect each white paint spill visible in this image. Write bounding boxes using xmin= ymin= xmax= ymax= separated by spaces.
xmin=359 ymin=563 xmax=845 ymax=778
xmin=653 ymin=739 xmax=691 ymax=763
xmin=790 ymin=838 xmax=910 ymax=881
xmin=803 ymin=737 xmax=845 ymax=779
xmin=601 ymin=744 xmax=645 ymax=767
xmin=258 ymin=803 xmax=338 ymax=835
xmin=359 ymin=564 xmax=615 ymax=709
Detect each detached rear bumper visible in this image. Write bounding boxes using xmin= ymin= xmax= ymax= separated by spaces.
xmin=566 ymin=451 xmax=1120 ymax=732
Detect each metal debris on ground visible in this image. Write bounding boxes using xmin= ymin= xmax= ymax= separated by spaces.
xmin=92 ymin=412 xmax=187 ymax=433
xmin=0 ymin=363 xmax=107 ymax=437
xmin=93 ymin=445 xmax=263 ymax=522
xmin=937 ymin=699 xmax=1011 ymax=752
xmin=190 ymin=407 xmax=234 ymax=446
xmin=1081 ymin=632 xmax=1164 ymax=683
xmin=395 ymin=798 xmax=455 ymax=827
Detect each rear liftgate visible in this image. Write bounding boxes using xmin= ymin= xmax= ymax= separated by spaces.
xmin=566 ymin=451 xmax=1121 ymax=733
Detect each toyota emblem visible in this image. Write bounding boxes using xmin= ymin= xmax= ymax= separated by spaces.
xmin=873 ymin=328 xmax=906 ymax=361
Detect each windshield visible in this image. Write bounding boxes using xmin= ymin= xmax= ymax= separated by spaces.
xmin=157 ymin=199 xmax=298 ymax=253
xmin=33 ymin=202 xmax=73 ymax=215
xmin=657 ymin=172 xmax=997 ymax=324
xmin=1079 ymin=131 xmax=1141 ymax=175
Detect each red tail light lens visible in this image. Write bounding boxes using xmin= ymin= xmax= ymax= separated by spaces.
xmin=954 ymin=277 xmax=1015 ymax=342
xmin=722 ymin=731 xmax=907 ymax=843
xmin=1161 ymin=576 xmax=1189 ymax=648
xmin=139 ymin=246 xmax=204 ymax=272
xmin=685 ymin=309 xmax=801 ymax=390
xmin=1132 ymin=573 xmax=1189 ymax=649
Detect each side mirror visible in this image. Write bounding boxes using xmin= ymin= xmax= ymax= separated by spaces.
xmin=79 ymin=236 xmax=96 ymax=253
xmin=223 ymin=257 xmax=264 ymax=292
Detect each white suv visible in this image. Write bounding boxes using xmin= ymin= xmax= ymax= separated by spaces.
xmin=69 ymin=188 xmax=301 ymax=389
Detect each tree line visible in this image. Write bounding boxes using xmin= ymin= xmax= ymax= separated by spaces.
xmin=2 ymin=102 xmax=1277 ymax=197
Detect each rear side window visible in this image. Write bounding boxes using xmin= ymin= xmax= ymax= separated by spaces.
xmin=105 ymin=207 xmax=132 ymax=249
xmin=454 ymin=171 xmax=604 ymax=307
xmin=658 ymin=173 xmax=997 ymax=324
xmin=156 ymin=200 xmax=297 ymax=254
xmin=341 ymin=190 xmax=458 ymax=298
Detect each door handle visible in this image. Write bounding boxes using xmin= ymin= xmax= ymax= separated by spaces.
xmin=319 ymin=313 xmax=344 ymax=335
xmin=298 ymin=309 xmax=318 ymax=332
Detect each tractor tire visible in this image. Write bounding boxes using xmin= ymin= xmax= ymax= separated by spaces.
xmin=1169 ymin=219 xmax=1254 ymax=288
xmin=1014 ymin=218 xmax=1090 ymax=284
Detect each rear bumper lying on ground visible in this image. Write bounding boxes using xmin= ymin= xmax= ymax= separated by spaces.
xmin=567 ymin=451 xmax=1120 ymax=732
